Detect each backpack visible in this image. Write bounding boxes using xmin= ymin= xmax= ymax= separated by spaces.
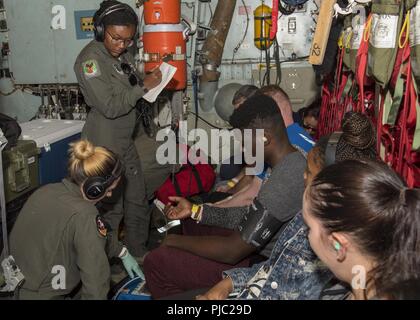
xmin=0 ymin=113 xmax=22 ymax=150
xmin=155 ymin=147 xmax=216 ymax=204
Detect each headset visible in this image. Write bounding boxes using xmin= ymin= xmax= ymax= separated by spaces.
xmin=93 ymin=2 xmax=139 ymax=42
xmin=325 ymin=131 xmax=343 ymax=166
xmin=82 ymin=158 xmax=124 ymax=201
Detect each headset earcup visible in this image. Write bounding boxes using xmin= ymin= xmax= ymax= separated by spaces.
xmin=93 ymin=8 xmax=102 ymax=42
xmin=95 ymin=23 xmax=104 ymax=42
xmin=83 ymin=177 xmax=107 ymax=200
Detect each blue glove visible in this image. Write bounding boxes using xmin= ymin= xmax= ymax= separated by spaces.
xmin=120 ymin=250 xmax=145 ymax=280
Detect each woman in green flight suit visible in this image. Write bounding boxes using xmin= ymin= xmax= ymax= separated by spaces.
xmin=8 ymin=140 xmax=141 ymax=299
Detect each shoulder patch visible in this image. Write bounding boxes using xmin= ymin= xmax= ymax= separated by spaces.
xmin=96 ymin=215 xmax=108 ymax=238
xmin=83 ymin=59 xmax=101 ymax=79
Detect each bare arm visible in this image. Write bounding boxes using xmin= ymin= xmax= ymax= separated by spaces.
xmin=214 ymin=177 xmax=262 ymax=208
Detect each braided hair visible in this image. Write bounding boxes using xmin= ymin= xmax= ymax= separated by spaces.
xmin=336 ymin=111 xmax=377 ymax=162
xmin=312 ymin=112 xmax=377 ymax=168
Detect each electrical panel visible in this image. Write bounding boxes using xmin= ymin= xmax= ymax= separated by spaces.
xmin=203 ymin=0 xmax=319 ymax=113
xmin=252 ymin=61 xmax=319 ymax=111
xmin=276 ymin=1 xmax=318 ymax=59
xmin=220 ymin=0 xmax=318 ymax=62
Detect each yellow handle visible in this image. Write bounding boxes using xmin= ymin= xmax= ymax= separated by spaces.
xmin=345 ymin=30 xmax=353 ymax=49
xmin=363 ymin=14 xmax=372 ymax=42
xmin=338 ymin=31 xmax=344 ymax=49
xmin=399 ymin=11 xmax=410 ymax=49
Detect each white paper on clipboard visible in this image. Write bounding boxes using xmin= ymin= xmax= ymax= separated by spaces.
xmin=142 ymin=62 xmax=177 ymax=103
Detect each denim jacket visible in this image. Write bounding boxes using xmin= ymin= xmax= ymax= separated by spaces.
xmin=224 ymin=211 xmax=333 ymax=300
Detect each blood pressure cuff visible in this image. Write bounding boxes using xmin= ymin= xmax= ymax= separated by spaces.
xmin=237 ymin=199 xmax=283 ymax=249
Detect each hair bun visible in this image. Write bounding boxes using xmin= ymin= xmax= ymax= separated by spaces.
xmin=341 ymin=112 xmax=375 ymax=150
xmin=73 ymin=140 xmax=95 ymax=161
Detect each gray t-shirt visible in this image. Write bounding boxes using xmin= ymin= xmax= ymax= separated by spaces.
xmin=201 ymin=151 xmax=306 ymax=257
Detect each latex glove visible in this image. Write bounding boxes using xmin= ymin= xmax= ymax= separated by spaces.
xmin=121 ymin=251 xmax=145 ymax=280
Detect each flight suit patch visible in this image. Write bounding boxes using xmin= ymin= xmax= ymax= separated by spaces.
xmin=96 ymin=215 xmax=107 ymax=238
xmin=83 ymin=59 xmax=101 ymax=79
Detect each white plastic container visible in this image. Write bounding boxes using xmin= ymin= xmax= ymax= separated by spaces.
xmin=19 ymin=119 xmax=85 ymax=185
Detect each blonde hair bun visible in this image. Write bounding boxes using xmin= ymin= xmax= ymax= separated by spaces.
xmin=72 ymin=140 xmax=95 ymax=160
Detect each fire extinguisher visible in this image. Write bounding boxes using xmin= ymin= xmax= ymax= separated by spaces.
xmin=254 ymin=4 xmax=273 ymax=50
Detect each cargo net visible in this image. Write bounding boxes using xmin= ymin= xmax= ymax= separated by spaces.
xmin=318 ymin=18 xmax=420 ymax=188
xmin=318 ymin=44 xmax=376 ymax=140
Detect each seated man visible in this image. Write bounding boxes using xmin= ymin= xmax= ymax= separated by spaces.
xmin=143 ymin=95 xmax=307 ymax=298
xmin=215 ymin=85 xmax=314 ymax=207
xmin=260 ymin=85 xmax=314 ymax=156
xmin=219 ymin=85 xmax=259 ymax=181
xmin=160 ymin=111 xmax=377 ymax=301
xmin=198 ymin=112 xmax=378 ymax=300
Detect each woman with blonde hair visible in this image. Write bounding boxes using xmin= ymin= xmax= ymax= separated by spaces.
xmin=8 ymin=140 xmax=131 ymax=299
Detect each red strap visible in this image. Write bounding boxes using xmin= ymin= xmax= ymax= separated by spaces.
xmin=396 ymin=44 xmax=411 ymax=173
xmin=334 ymin=48 xmax=345 ymax=98
xmin=318 ymin=48 xmax=352 ymax=137
xmin=381 ymin=124 xmax=397 ymax=165
xmin=318 ymin=82 xmax=332 ymax=138
xmin=406 ymin=76 xmax=418 ymax=130
xmin=405 ymin=151 xmax=420 ymax=187
xmin=355 ymin=14 xmax=371 ymax=112
xmin=270 ymin=0 xmax=279 ymax=40
xmin=400 ymin=54 xmax=420 ymax=187
xmin=377 ymin=91 xmax=385 ymax=157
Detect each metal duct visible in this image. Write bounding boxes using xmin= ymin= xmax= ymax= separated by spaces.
xmin=199 ymin=0 xmax=237 ymax=112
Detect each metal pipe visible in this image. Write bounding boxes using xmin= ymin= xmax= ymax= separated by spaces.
xmin=199 ymin=0 xmax=237 ymax=112
xmin=199 ymin=0 xmax=237 ymax=82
